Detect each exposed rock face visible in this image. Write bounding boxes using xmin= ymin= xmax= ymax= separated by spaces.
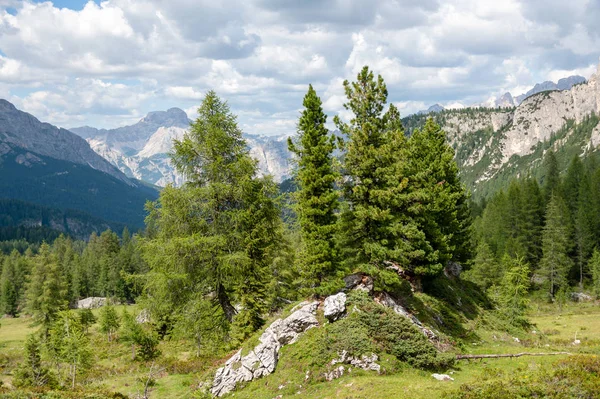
xmin=0 ymin=100 xmax=130 ymax=185
xmin=571 ymin=292 xmax=593 ymax=302
xmin=136 ymin=309 xmax=151 ymax=324
xmin=325 ymin=351 xmax=380 ymax=381
xmin=323 ymin=292 xmax=347 ymax=321
xmin=72 ymin=109 xmax=293 ymax=186
xmin=211 ymin=301 xmax=319 ymax=397
xmin=376 ymin=292 xmax=438 ymax=341
xmin=444 ymin=262 xmax=462 ymax=278
xmin=77 ymin=297 xmax=106 ymax=309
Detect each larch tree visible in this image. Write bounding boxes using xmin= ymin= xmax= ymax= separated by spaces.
xmin=288 ymin=84 xmax=339 ymax=293
xmin=142 ymin=90 xmax=282 ymax=341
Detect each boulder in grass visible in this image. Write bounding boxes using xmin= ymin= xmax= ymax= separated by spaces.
xmin=77 ymin=297 xmax=106 ymax=309
xmin=323 ymin=292 xmax=347 ymax=322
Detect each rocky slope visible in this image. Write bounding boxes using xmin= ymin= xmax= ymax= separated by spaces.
xmin=0 ymin=100 xmax=130 ymax=185
xmin=71 ymin=110 xmax=292 ymax=186
xmin=403 ymin=64 xmax=600 ymax=198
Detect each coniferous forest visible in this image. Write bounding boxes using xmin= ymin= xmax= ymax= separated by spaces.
xmin=3 ymin=67 xmax=600 ymax=399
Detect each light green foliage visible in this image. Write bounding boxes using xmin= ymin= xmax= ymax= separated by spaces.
xmin=142 ymin=90 xmax=283 ymax=343
xmin=12 ymin=334 xmax=55 ymax=388
xmin=589 ymin=248 xmax=600 ymax=298
xmin=463 ymin=242 xmax=502 ymax=289
xmin=78 ymin=309 xmax=96 ymax=333
xmin=47 ymin=311 xmax=93 ymax=388
xmin=24 ymin=243 xmax=68 ymax=336
xmin=288 ymin=84 xmax=340 ymax=293
xmin=496 ymin=255 xmax=530 ymax=326
xmin=540 ymin=195 xmax=573 ymax=299
xmin=98 ymin=304 xmax=120 ymax=342
xmin=120 ymin=308 xmax=160 ymax=361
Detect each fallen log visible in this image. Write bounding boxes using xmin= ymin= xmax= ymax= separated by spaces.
xmin=456 ymin=352 xmax=571 ymax=360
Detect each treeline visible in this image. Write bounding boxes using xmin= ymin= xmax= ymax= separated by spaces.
xmin=138 ymin=66 xmax=471 ymax=353
xmin=0 ymin=228 xmax=146 ymax=316
xmin=467 ymin=150 xmax=600 ymax=302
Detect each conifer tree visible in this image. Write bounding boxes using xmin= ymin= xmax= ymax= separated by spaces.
xmin=142 ymin=90 xmax=282 ymax=337
xmin=288 ymin=84 xmax=339 ymax=291
xmin=575 ymin=173 xmax=595 ymax=287
xmin=539 ymin=195 xmax=573 ymax=300
xmin=334 ymin=66 xmax=419 ymax=282
xmin=13 ymin=335 xmax=54 ymax=388
xmin=542 ymin=150 xmax=560 ymax=203
xmin=406 ymin=118 xmax=472 ymax=273
xmin=0 ymin=255 xmax=19 ymax=316
xmin=98 ymin=304 xmax=120 ymax=342
xmin=590 ymin=248 xmax=600 ymax=298
xmin=497 ymin=254 xmax=530 ymax=326
xmin=25 ymin=243 xmax=68 ymax=336
xmin=464 ymin=242 xmax=502 ymax=289
xmin=562 ymin=155 xmax=584 ymax=216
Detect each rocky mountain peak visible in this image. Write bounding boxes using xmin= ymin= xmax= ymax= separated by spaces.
xmin=141 ymin=107 xmax=190 ymax=128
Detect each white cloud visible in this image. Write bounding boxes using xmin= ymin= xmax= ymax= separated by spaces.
xmin=0 ymin=0 xmax=598 ymax=133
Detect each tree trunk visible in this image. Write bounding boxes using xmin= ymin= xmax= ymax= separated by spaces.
xmin=217 ymin=283 xmax=237 ymax=322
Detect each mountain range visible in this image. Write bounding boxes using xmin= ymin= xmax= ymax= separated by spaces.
xmin=1 ymin=66 xmax=599 ymax=240
xmin=0 ymin=100 xmax=158 ymax=234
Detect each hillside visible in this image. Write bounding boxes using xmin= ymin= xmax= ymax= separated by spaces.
xmin=0 ymin=198 xmax=126 ymax=241
xmin=0 ymin=100 xmax=159 ymax=228
xmin=402 ymin=64 xmax=600 ymax=199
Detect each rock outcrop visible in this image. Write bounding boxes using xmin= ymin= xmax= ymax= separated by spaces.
xmin=211 ymin=301 xmax=319 ymax=397
xmin=325 ymin=350 xmax=381 ymax=381
xmin=77 ymin=297 xmax=106 ymax=309
xmin=323 ymin=292 xmax=346 ymax=321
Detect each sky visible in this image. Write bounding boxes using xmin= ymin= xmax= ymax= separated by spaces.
xmin=0 ymin=0 xmax=599 ymax=136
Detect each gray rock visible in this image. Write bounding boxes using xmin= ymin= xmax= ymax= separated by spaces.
xmin=571 ymin=292 xmax=593 ymax=302
xmin=211 ymin=301 xmax=319 ymax=397
xmin=343 ymin=273 xmax=374 ymax=294
xmin=77 ymin=297 xmax=106 ymax=309
xmin=136 ymin=309 xmax=151 ymax=324
xmin=324 ymin=292 xmax=347 ymax=322
xmin=325 ymin=351 xmax=380 ymax=381
xmin=432 ymin=373 xmax=454 ymax=381
xmin=444 ymin=262 xmax=462 ymax=278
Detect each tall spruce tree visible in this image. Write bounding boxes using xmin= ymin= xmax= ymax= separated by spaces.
xmin=575 ymin=173 xmax=595 ymax=287
xmin=542 ymin=150 xmax=560 ymax=204
xmin=288 ymin=84 xmax=339 ymax=292
xmin=142 ymin=91 xmax=282 ymax=338
xmin=539 ymin=195 xmax=573 ymax=299
xmin=334 ymin=66 xmax=420 ymax=285
xmin=405 ymin=118 xmax=472 ymax=274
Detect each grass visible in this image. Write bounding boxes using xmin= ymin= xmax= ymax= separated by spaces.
xmin=1 ymin=297 xmax=600 ymax=398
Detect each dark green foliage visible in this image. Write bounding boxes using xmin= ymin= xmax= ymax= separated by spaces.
xmin=79 ymin=309 xmax=96 ymax=333
xmin=0 ymin=148 xmax=157 ymax=228
xmin=540 ymin=195 xmax=573 ymax=299
xmin=463 ymin=242 xmax=502 ymax=290
xmin=288 ymin=84 xmax=340 ymax=293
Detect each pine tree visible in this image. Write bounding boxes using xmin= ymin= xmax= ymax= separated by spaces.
xmin=542 ymin=150 xmax=560 ymax=203
xmin=0 ymin=255 xmax=19 ymax=316
xmin=464 ymin=241 xmax=502 ymax=289
xmin=539 ymin=195 xmax=573 ymax=300
xmin=405 ymin=118 xmax=472 ymax=274
xmin=288 ymin=84 xmax=339 ymax=292
xmin=334 ymin=66 xmax=419 ymax=285
xmin=562 ymin=155 xmax=584 ymax=216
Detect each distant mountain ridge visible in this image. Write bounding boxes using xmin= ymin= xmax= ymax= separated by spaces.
xmin=71 ymin=110 xmax=293 ymax=186
xmin=0 ymin=100 xmax=158 ymax=228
